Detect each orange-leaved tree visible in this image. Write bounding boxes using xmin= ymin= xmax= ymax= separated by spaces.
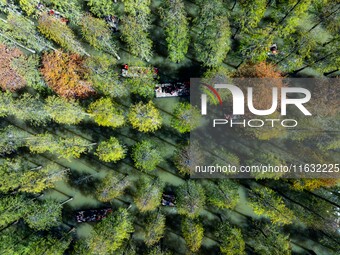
xmin=0 ymin=44 xmax=26 ymax=91
xmin=235 ymin=61 xmax=283 ymax=78
xmin=41 ymin=51 xmax=95 ymax=99
xmin=233 ymin=61 xmax=284 ymax=111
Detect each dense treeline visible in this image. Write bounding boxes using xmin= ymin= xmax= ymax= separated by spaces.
xmin=0 ymin=0 xmax=339 ymax=254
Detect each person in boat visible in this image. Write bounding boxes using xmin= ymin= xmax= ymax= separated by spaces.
xmin=60 ymin=17 xmax=69 ymax=24
xmin=54 ymin=11 xmax=61 ymax=18
xmin=269 ymin=43 xmax=278 ymax=54
xmin=162 ymin=193 xmax=176 ymax=206
xmin=105 ymin=15 xmax=112 ymax=22
xmin=162 ymin=199 xmax=175 ymax=206
xmin=163 ymin=194 xmax=175 ymax=201
xmin=37 ymin=3 xmax=44 ymax=10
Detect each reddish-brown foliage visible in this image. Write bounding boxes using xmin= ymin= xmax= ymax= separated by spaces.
xmin=41 ymin=51 xmax=95 ymax=99
xmin=234 ymin=61 xmax=284 ymax=111
xmin=235 ymin=61 xmax=283 ymax=78
xmin=0 ymin=44 xmax=26 ymax=91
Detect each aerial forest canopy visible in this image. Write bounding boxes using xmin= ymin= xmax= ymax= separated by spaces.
xmin=0 ymin=0 xmax=339 ymax=254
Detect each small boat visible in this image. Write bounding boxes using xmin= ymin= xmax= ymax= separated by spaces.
xmin=155 ymin=82 xmax=190 ymax=98
xmin=121 ymin=64 xmax=158 ymax=78
xmin=161 ymin=193 xmax=176 ymax=207
xmin=75 ymin=208 xmax=113 ymax=223
xmin=104 ymin=15 xmax=119 ymax=32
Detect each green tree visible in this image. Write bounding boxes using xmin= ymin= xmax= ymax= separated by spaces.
xmin=147 ymin=246 xmax=172 ymax=255
xmin=123 ymin=69 xmax=158 ymax=98
xmin=201 ymin=66 xmax=233 ymax=106
xmin=88 ymin=98 xmax=125 ymax=128
xmin=80 ymin=14 xmax=119 ymax=59
xmin=243 ymin=112 xmax=287 ymax=140
xmin=87 ymin=0 xmax=116 ymax=17
xmin=45 ymin=96 xmax=87 ymax=125
xmin=176 ymin=181 xmax=205 ymax=218
xmin=26 ymin=234 xmax=71 ymax=255
xmin=204 ymin=179 xmax=240 ymax=209
xmin=128 ymin=101 xmax=162 ymax=132
xmin=121 ymin=15 xmax=152 ymax=61
xmin=25 ymin=199 xmax=63 ymax=230
xmin=0 ymin=194 xmax=30 ymax=228
xmin=96 ymin=172 xmax=130 ymax=202
xmin=47 ymin=0 xmax=83 ymax=24
xmin=230 ymin=0 xmax=267 ymax=38
xmin=160 ymin=0 xmax=189 ymax=62
xmin=309 ymin=0 xmax=340 ymax=34
xmin=0 ymin=227 xmax=25 ymax=254
xmin=7 ymin=93 xmax=49 ymax=126
xmin=210 ymin=147 xmax=240 ymax=173
xmin=133 ymin=177 xmax=163 ymax=212
xmin=0 ymin=125 xmax=28 ymax=154
xmin=123 ymin=0 xmax=151 ymax=15
xmin=274 ymin=27 xmax=321 ymax=73
xmin=132 ymin=140 xmax=162 ymax=171
xmin=250 ymin=224 xmax=291 ymax=255
xmin=38 ymin=14 xmax=87 ymax=55
xmin=121 ymin=0 xmax=152 ymax=61
xmin=248 ymin=187 xmax=295 ymax=225
xmin=193 ymin=0 xmax=231 ymax=67
xmin=270 ymin=0 xmax=312 ymax=38
xmin=2 ymin=12 xmax=52 ymax=52
xmin=10 ymin=54 xmax=46 ymax=91
xmin=171 ymin=102 xmax=201 ymax=133
xmin=181 ymin=218 xmax=204 ymax=252
xmin=0 ymin=158 xmax=68 ymax=193
xmin=51 ymin=136 xmax=95 ymax=160
xmin=0 ymin=91 xmax=13 ymax=117
xmin=85 ymin=54 xmax=129 ymax=98
xmin=173 ymin=142 xmax=204 ymax=175
xmin=26 ymin=133 xmax=59 ymax=154
xmin=26 ymin=133 xmax=95 ymax=160
xmin=144 ymin=212 xmax=166 ymax=246
xmin=296 ymin=36 xmax=340 ymax=74
xmin=87 ymin=208 xmax=134 ymax=254
xmin=95 ymin=137 xmax=126 ymax=162
xmin=0 ymin=227 xmax=71 ymax=255
xmin=19 ymin=0 xmax=39 ymax=16
xmin=247 ymin=153 xmax=286 ymax=179
xmin=216 ymin=222 xmax=245 ymax=255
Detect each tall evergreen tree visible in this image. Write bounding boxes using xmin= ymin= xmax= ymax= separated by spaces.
xmin=160 ymin=0 xmax=189 ymax=62
xmin=193 ymin=0 xmax=231 ymax=67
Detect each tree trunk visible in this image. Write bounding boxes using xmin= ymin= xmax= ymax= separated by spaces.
xmin=270 ymin=0 xmax=303 ymax=35
xmin=324 ymin=69 xmax=338 ymax=76
xmin=306 ymin=190 xmax=340 ymax=208
xmin=231 ymin=0 xmax=237 ymax=11
xmin=232 ymin=26 xmax=240 ymax=39
xmin=60 ymin=197 xmax=73 ymax=205
xmin=293 ymin=51 xmax=335 ymax=73
xmin=236 ymin=58 xmax=245 ymax=69
xmin=0 ymin=220 xmax=18 ymax=232
xmin=0 ymin=32 xmax=36 ymax=53
xmin=307 ymin=6 xmax=340 ymax=33
xmin=266 ymin=0 xmax=273 ymax=7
